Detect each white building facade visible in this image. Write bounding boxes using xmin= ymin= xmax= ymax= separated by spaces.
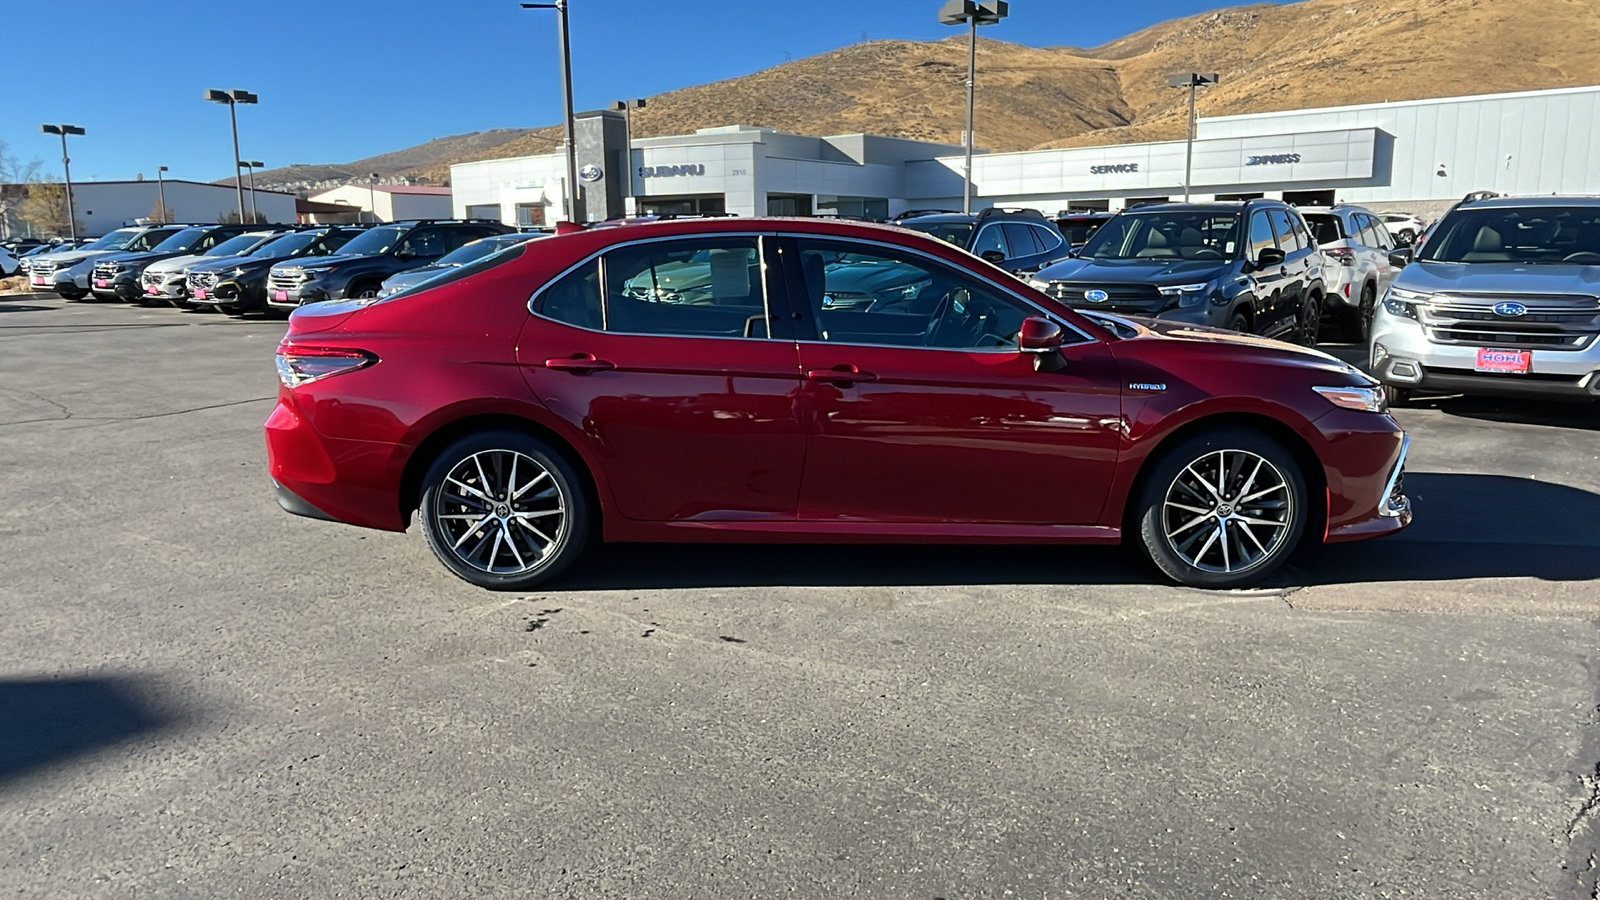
xmin=1 ymin=179 xmax=297 ymax=237
xmin=306 ymin=184 xmax=453 ymax=223
xmin=451 ymin=84 xmax=1600 ymax=225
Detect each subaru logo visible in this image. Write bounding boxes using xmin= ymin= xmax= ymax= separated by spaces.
xmin=1084 ymin=289 xmax=1109 ymax=303
xmin=1492 ymin=301 xmax=1527 ymax=317
xmin=578 ymin=164 xmax=603 ymax=183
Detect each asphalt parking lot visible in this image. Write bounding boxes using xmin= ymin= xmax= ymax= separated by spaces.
xmin=2 ymin=292 xmax=1598 ymax=899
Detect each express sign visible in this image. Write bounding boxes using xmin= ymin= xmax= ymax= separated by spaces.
xmin=1245 ymin=153 xmax=1302 ymax=166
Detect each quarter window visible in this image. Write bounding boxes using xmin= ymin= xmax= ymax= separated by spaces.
xmin=537 ymin=259 xmax=603 ymax=330
xmin=1032 ymin=225 xmax=1065 ymax=254
xmin=792 ymin=238 xmax=1038 ymax=351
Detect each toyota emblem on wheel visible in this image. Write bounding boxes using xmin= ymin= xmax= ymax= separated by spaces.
xmin=1084 ymin=289 xmax=1109 ymax=302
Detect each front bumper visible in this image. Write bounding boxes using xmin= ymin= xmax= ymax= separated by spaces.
xmin=1371 ymin=311 xmax=1600 ymax=400
xmin=91 ymin=272 xmax=141 ymax=300
xmin=267 ymin=281 xmax=333 ymax=309
xmin=141 ymin=276 xmax=187 ymax=302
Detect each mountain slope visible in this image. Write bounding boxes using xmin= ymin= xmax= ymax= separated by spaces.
xmin=249 ymin=0 xmax=1600 ymax=190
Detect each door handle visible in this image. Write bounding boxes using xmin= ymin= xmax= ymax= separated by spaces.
xmin=805 ymin=364 xmax=877 ymax=385
xmin=544 ymin=353 xmax=616 ymax=374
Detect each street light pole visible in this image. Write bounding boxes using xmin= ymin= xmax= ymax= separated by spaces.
xmin=1166 ymin=73 xmax=1219 ymax=202
xmin=939 ymin=1 xmax=1007 ymax=215
xmin=39 ymin=124 xmax=86 ymax=240
xmin=204 ymin=89 xmax=258 ymax=222
xmin=242 ymin=160 xmax=264 ymax=223
xmin=523 ymin=1 xmax=581 ymax=223
xmin=156 ymin=165 xmax=168 ymax=224
xmin=610 ymin=98 xmax=646 ymax=199
xmin=368 ymin=172 xmax=380 ymax=223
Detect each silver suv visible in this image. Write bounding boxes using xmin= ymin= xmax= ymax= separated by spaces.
xmin=1370 ymin=195 xmax=1600 ymax=404
xmin=1301 ymin=205 xmax=1403 ymax=341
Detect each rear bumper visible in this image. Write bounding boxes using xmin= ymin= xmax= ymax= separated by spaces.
xmin=264 ymin=395 xmax=410 ymax=532
xmin=272 ymin=479 xmax=338 ymax=521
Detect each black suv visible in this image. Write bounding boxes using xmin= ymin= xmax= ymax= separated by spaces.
xmin=1054 ymin=210 xmax=1116 ymax=251
xmin=895 ymin=208 xmax=1069 ymax=275
xmin=267 ymin=219 xmax=512 ymax=307
xmin=90 ymin=223 xmax=258 ymax=302
xmin=1026 ymin=199 xmax=1326 ymax=343
xmin=187 ymin=226 xmax=368 ymax=315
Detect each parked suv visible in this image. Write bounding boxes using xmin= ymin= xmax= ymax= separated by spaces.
xmin=1370 ymin=195 xmax=1600 ymax=404
xmin=138 ymin=228 xmax=290 ymax=307
xmin=1378 ymin=212 xmax=1428 ymax=246
xmin=28 ymin=226 xmax=183 ymax=300
xmin=188 ymin=226 xmax=367 ymax=315
xmin=91 ymin=224 xmax=257 ymax=301
xmin=1027 ymin=200 xmax=1326 ymax=343
xmin=1055 ymin=210 xmax=1116 ymax=251
xmin=375 ymin=232 xmax=540 ymax=299
xmin=267 ymin=219 xmax=512 ymax=308
xmin=895 ymin=208 xmax=1068 ymax=275
xmin=1300 ymin=205 xmax=1403 ymax=341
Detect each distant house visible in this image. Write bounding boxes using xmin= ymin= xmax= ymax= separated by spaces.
xmin=305 ymin=184 xmax=453 ymax=223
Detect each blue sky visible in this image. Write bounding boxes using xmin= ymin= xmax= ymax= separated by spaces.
xmin=4 ymin=0 xmax=1254 ymax=183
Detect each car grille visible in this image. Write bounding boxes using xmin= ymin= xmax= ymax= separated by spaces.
xmin=141 ymin=271 xmax=164 ymax=288
xmin=92 ymin=260 xmax=120 ymax=280
xmin=187 ymin=271 xmax=219 ymax=293
xmin=269 ymin=270 xmax=302 ymax=293
xmin=1037 ymin=281 xmax=1164 ymax=313
xmin=30 ymin=260 xmax=56 ymax=279
xmin=1419 ymin=292 xmax=1600 ymax=351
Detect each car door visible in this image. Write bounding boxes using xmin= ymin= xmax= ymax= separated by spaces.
xmin=1268 ymin=208 xmax=1310 ymax=329
xmin=781 ymin=235 xmax=1122 ymax=526
xmin=517 ymin=234 xmax=808 ymax=522
xmin=1359 ymin=214 xmax=1400 ymax=295
xmin=1244 ymin=209 xmax=1287 ymax=334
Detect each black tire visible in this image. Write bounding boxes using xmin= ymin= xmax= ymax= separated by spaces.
xmin=1342 ymin=284 xmax=1376 ymax=343
xmin=346 ymin=280 xmax=381 ymax=301
xmin=1295 ymin=294 xmax=1321 ymax=346
xmin=1135 ymin=426 xmax=1308 ymax=589
xmin=1398 ymin=229 xmax=1416 ymax=246
xmin=1228 ymin=312 xmax=1250 ymax=334
xmin=57 ymin=286 xmax=86 ymax=301
xmin=1383 ymin=384 xmax=1411 ymax=408
xmin=418 ymin=430 xmax=592 ymax=590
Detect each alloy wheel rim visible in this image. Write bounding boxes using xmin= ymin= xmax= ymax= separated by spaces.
xmin=434 ymin=450 xmax=567 ymax=575
xmin=1161 ymin=449 xmax=1293 ymax=575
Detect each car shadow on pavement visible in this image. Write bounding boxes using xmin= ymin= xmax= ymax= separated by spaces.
xmin=0 ymin=675 xmax=177 ymax=784
xmin=1422 ymin=395 xmax=1600 ymax=432
xmin=554 ymin=473 xmax=1600 ymax=590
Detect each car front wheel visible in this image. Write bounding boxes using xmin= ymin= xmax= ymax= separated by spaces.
xmin=418 ymin=430 xmax=591 ymax=590
xmin=1135 ymin=427 xmax=1308 ymax=588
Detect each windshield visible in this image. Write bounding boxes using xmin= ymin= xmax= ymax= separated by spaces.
xmin=903 ymin=220 xmax=974 ymax=247
xmin=335 ymin=226 xmax=406 ymax=257
xmin=1058 ymin=218 xmax=1109 ymax=245
xmin=204 ymin=233 xmax=276 ymax=257
xmin=435 ymin=236 xmax=532 ymax=267
xmin=150 ymin=227 xmax=207 ymax=253
xmin=1304 ymin=214 xmax=1343 ymax=244
xmin=83 ymin=229 xmax=143 ymax=251
xmin=250 ymin=231 xmax=320 ymax=258
xmin=1418 ymin=206 xmax=1600 ymax=264
xmin=1079 ymin=211 xmax=1242 ymax=261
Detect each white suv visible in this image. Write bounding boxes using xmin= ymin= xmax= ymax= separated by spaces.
xmin=1378 ymin=212 xmax=1428 ymax=246
xmin=1301 ymin=205 xmax=1404 ymax=341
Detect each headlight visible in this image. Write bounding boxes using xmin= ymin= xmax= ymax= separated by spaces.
xmin=1312 ymin=385 xmax=1387 ymax=413
xmin=1382 ymin=286 xmax=1429 ymax=320
xmin=1026 ymin=278 xmax=1051 ymax=291
xmin=1159 ymin=281 xmax=1213 ymax=309
xmin=230 ymin=267 xmax=247 ymax=277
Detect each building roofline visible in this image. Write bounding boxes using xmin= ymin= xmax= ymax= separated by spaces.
xmin=1202 ymin=83 xmax=1600 ymax=124
xmin=4 ymin=178 xmax=297 ymax=196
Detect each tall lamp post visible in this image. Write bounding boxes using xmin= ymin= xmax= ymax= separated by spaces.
xmin=1166 ymin=72 xmax=1219 ymax=202
xmin=522 ymin=1 xmax=580 ymax=223
xmin=156 ymin=165 xmax=169 ymax=223
xmin=204 ymin=88 xmax=258 ymax=222
xmin=609 ymin=98 xmax=646 ymax=199
xmin=39 ymin=124 xmax=86 ymax=239
xmin=938 ymin=0 xmax=1007 ymax=215
xmin=241 ymin=160 xmax=264 ymax=223
xmin=368 ymin=172 xmax=380 ymax=223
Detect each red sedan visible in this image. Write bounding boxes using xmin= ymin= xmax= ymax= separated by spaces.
xmin=266 ymin=217 xmax=1410 ymax=589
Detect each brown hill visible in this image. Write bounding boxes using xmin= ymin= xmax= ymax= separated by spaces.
xmin=250 ymin=0 xmax=1600 ymax=190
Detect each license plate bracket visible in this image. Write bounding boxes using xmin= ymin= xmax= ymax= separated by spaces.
xmin=1475 ymin=348 xmax=1531 ymax=374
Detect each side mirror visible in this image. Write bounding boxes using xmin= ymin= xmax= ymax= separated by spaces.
xmin=1388 ymin=248 xmax=1413 ymax=268
xmin=980 ymin=249 xmax=1007 ymax=265
xmin=1018 ymin=316 xmax=1068 ymax=372
xmin=1256 ymin=246 xmax=1287 ymax=269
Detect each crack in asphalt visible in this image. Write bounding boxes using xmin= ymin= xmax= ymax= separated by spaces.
xmin=1279 ymin=585 xmax=1306 ymax=609
xmin=0 ymin=395 xmax=275 ymax=428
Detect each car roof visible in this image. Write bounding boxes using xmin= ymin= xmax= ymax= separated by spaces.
xmin=1455 ymin=195 xmax=1600 ymax=209
xmin=900 ymin=213 xmax=976 ymax=225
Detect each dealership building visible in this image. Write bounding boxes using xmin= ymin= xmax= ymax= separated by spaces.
xmin=450 ymin=83 xmax=1600 ymax=225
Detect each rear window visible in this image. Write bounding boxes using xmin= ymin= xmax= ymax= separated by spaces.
xmin=1305 ymin=213 xmax=1343 ymax=244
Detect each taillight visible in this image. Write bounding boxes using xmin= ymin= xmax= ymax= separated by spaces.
xmin=275 ymin=344 xmax=377 ymax=387
xmin=1325 ymin=247 xmax=1356 ymax=265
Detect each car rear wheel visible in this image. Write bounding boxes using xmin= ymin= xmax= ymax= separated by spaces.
xmin=1294 ymin=295 xmax=1321 ymax=346
xmin=1343 ymin=284 xmax=1376 ymax=343
xmin=57 ymin=286 xmax=86 ymax=301
xmin=1136 ymin=427 xmax=1308 ymax=589
xmin=1228 ymin=312 xmax=1250 ymax=334
xmin=418 ymin=430 xmax=591 ymax=591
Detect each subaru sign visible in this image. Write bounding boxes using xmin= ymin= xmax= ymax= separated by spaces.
xmin=1492 ymin=301 xmax=1528 ymax=317
xmin=1084 ymin=289 xmax=1109 ymax=302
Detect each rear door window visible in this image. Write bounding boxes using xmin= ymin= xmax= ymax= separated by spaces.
xmin=1002 ymin=223 xmax=1044 ymax=258
xmin=1268 ymin=209 xmax=1302 ymax=252
xmin=602 ymin=237 xmax=772 ymax=338
xmin=1248 ymin=211 xmax=1278 ymax=258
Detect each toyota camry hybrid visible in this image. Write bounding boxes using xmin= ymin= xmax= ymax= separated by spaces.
xmin=265 ymin=217 xmax=1411 ymax=590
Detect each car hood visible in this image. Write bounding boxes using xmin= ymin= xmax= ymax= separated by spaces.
xmin=1091 ymin=311 xmax=1363 ymax=378
xmin=36 ymin=249 xmax=116 ymax=266
xmin=190 ymin=255 xmax=280 ymax=275
xmin=105 ymin=250 xmax=182 ymax=267
xmin=1034 ymin=256 xmax=1232 ymax=286
xmin=1397 ymin=261 xmax=1600 ymax=295
xmin=145 ymin=253 xmax=212 ymax=275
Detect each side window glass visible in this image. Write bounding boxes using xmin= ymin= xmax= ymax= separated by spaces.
xmin=1002 ymin=223 xmax=1043 ymax=257
xmin=970 ymin=224 xmax=1008 ymax=258
xmin=1291 ymin=213 xmax=1312 ymax=251
xmin=603 ymin=237 xmax=768 ymax=338
xmin=1365 ymin=216 xmax=1393 ymax=250
xmin=1268 ymin=209 xmax=1301 ymax=252
xmin=399 ymin=228 xmax=447 ymax=258
xmin=535 ymin=259 xmax=602 ymax=330
xmin=793 ymin=238 xmax=1037 ymax=351
xmin=1248 ymin=212 xmax=1277 ymax=258
xmin=1033 ymin=225 xmax=1065 ymax=254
